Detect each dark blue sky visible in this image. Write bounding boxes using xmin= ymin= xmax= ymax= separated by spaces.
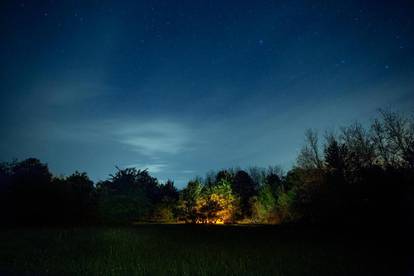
xmin=1 ymin=0 xmax=413 ymax=186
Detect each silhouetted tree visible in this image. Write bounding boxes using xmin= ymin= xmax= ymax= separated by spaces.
xmin=341 ymin=122 xmax=375 ymax=171
xmin=97 ymin=167 xmax=159 ymax=223
xmin=265 ymin=167 xmax=283 ymax=198
xmin=154 ymin=180 xmax=179 ymax=222
xmin=232 ymin=170 xmax=256 ymax=218
xmin=215 ymin=170 xmax=234 ymax=185
xmin=6 ymin=158 xmax=55 ymax=225
xmin=297 ymin=129 xmax=323 ymax=170
xmin=248 ymin=166 xmax=266 ymax=187
xmin=178 ymin=179 xmax=202 ymax=223
xmin=324 ymin=134 xmax=347 ymax=172
xmin=57 ymin=171 xmax=96 ymax=223
xmin=374 ymin=110 xmax=414 ymax=168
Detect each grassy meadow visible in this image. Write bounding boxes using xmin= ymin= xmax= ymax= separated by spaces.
xmin=0 ymin=225 xmax=406 ymax=275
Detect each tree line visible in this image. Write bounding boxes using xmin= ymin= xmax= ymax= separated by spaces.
xmin=0 ymin=110 xmax=413 ymax=227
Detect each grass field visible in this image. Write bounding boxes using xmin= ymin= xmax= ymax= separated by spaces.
xmin=0 ymin=225 xmax=407 ymax=275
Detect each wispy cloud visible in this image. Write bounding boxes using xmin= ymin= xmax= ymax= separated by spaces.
xmin=28 ymin=118 xmax=192 ymax=178
xmin=39 ymin=118 xmax=193 ymax=157
xmin=124 ymin=163 xmax=167 ymax=173
xmin=116 ymin=121 xmax=191 ymax=157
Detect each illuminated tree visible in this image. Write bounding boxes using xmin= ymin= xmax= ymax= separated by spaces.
xmin=198 ymin=179 xmax=237 ymax=224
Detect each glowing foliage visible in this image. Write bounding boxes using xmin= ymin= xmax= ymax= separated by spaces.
xmin=179 ymin=179 xmax=237 ymax=224
xmin=198 ymin=179 xmax=237 ymax=223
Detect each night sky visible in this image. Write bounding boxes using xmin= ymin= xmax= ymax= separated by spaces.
xmin=1 ymin=1 xmax=413 ymax=186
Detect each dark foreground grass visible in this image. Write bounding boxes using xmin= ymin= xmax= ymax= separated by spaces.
xmin=0 ymin=225 xmax=408 ymax=275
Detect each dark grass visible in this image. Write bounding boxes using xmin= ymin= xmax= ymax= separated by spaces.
xmin=0 ymin=224 xmax=409 ymax=275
